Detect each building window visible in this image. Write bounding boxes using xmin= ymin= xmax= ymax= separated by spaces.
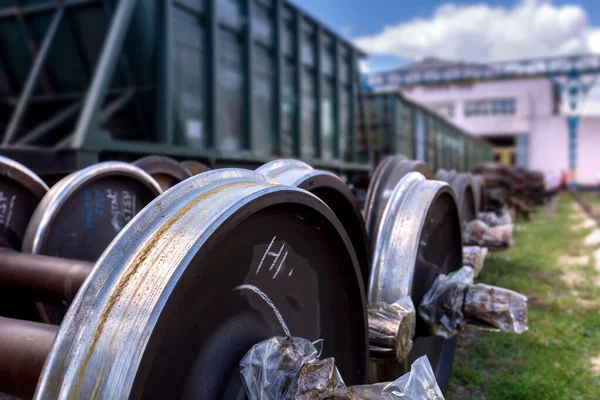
xmin=464 ymin=98 xmax=516 ymax=117
xmin=427 ymin=102 xmax=455 ymax=118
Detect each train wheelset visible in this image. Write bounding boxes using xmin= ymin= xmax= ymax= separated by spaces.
xmin=0 ymin=155 xmax=525 ymax=399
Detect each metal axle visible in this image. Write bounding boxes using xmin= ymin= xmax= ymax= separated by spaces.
xmin=0 ymin=247 xmax=94 ymax=303
xmin=419 ymin=267 xmax=528 ymax=338
xmin=0 ymin=317 xmax=57 ymax=398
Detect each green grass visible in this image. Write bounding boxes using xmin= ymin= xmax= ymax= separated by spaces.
xmin=580 ymin=192 xmax=600 ymax=210
xmin=446 ymin=196 xmax=600 ymax=400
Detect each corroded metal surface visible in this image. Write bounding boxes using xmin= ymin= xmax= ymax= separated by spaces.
xmin=435 ymin=172 xmax=477 ymax=225
xmin=434 ymin=169 xmax=456 ymax=184
xmin=0 ymin=248 xmax=94 ymax=303
xmin=0 ymin=155 xmax=49 ymax=199
xmin=471 ymin=175 xmax=487 ymax=214
xmin=257 ymin=159 xmax=370 ymax=286
xmin=364 ymin=156 xmax=433 ymax=253
xmin=0 ymin=317 xmax=58 ymax=399
xmin=256 ymin=159 xmax=324 ymax=187
xmin=180 ymin=160 xmax=210 ymax=176
xmin=0 ymin=155 xmax=49 ymax=249
xmin=0 ymin=156 xmax=51 ymax=321
xmin=35 ymin=169 xmax=367 ymax=398
xmin=364 ymin=156 xmax=408 ymax=242
xmin=367 ymin=297 xmax=415 ymax=363
xmin=134 ymin=155 xmax=192 ymax=191
xmin=22 ymin=162 xmax=162 ymax=324
xmin=368 ymin=172 xmax=456 ymax=303
xmin=367 ymin=171 xmax=462 ymax=390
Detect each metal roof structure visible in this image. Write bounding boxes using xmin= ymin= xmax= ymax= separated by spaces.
xmin=364 ymin=54 xmax=600 ymax=89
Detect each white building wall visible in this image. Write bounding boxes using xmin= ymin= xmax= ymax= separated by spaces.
xmin=400 ymin=78 xmax=554 ymax=136
xmin=577 ymin=117 xmax=600 ymax=185
xmin=523 ymin=115 xmax=598 ymax=185
xmin=528 ymin=116 xmax=568 ymax=179
xmin=399 ymin=77 xmax=599 ymax=185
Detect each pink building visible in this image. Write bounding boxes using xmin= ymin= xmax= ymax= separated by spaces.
xmin=372 ymin=58 xmax=600 ymax=185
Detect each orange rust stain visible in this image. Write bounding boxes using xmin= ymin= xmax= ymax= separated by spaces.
xmin=74 ymin=181 xmax=262 ymax=398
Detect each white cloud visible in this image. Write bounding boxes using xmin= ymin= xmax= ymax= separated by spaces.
xmin=359 ymin=60 xmax=370 ymax=73
xmin=354 ymin=0 xmax=599 ymax=62
xmin=586 ymin=29 xmax=600 ymax=54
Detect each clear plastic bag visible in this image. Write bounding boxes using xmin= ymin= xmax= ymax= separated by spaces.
xmin=367 ymin=297 xmax=415 ymax=362
xmin=380 ymin=356 xmax=444 ymax=400
xmin=295 ymin=357 xmax=346 ymax=399
xmin=239 ymin=336 xmax=334 ymax=400
xmin=418 ymin=267 xmax=528 ymax=338
xmin=240 ymin=336 xmax=445 ymax=400
xmin=478 ymin=209 xmax=512 ymax=227
xmin=329 ymin=356 xmax=444 ymax=400
xmin=463 ymin=219 xmax=514 ymax=251
xmin=418 ymin=267 xmax=474 ymax=338
xmin=464 ymin=284 xmax=528 ymax=334
xmin=462 ymin=246 xmax=488 ymax=278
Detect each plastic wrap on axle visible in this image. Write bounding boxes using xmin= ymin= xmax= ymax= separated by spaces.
xmin=463 ymin=220 xmax=514 ymax=251
xmin=367 ymin=296 xmax=415 ymax=362
xmin=240 ymin=336 xmax=444 ymax=400
xmin=462 ymin=246 xmax=488 ymax=278
xmin=478 ymin=209 xmax=512 ymax=227
xmin=419 ymin=267 xmax=528 ymax=338
xmin=418 ymin=267 xmax=474 ymax=338
xmin=464 ymin=284 xmax=528 ymax=334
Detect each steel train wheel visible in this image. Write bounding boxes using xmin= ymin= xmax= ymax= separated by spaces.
xmin=436 ymin=172 xmax=477 ymax=225
xmin=364 ymin=156 xmax=433 ymax=250
xmin=367 ymin=171 xmax=462 ymax=392
xmin=133 ymin=155 xmax=192 ymax=191
xmin=22 ymin=162 xmax=162 ymax=324
xmin=450 ymin=173 xmax=478 ymax=224
xmin=181 ymin=160 xmax=211 ymax=176
xmin=0 ymin=156 xmax=49 ymax=321
xmin=35 ymin=169 xmax=368 ymax=399
xmin=434 ymin=169 xmax=456 ymax=184
xmin=471 ymin=175 xmax=487 ymax=215
xmin=256 ymin=159 xmax=370 ymax=286
xmin=0 ymin=156 xmax=49 ymax=250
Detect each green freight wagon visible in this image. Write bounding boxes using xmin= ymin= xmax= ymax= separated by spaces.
xmin=466 ymin=135 xmax=494 ymax=170
xmin=363 ymin=92 xmax=414 ymax=165
xmin=0 ymin=0 xmax=369 ymax=179
xmin=365 ymin=92 xmax=492 ymax=171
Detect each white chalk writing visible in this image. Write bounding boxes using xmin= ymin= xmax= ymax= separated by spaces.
xmin=0 ymin=191 xmax=16 ymax=231
xmin=234 ymin=284 xmax=290 ymax=336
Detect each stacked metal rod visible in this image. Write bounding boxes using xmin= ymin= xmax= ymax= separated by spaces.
xmin=473 ymin=163 xmax=546 ymax=218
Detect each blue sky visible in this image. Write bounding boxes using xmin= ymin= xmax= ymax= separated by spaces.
xmin=295 ymin=0 xmax=521 ymax=37
xmin=294 ymin=0 xmax=600 ymax=72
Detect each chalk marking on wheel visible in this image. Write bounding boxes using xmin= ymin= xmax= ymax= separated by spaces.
xmin=234 ymin=284 xmax=291 ymax=336
xmin=256 ymin=236 xmax=276 ymax=274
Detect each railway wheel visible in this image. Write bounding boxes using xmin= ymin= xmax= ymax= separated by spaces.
xmin=366 ymin=166 xmax=462 ymax=391
xmin=257 ymin=159 xmax=370 ymax=286
xmin=33 ymin=169 xmax=367 ymax=399
xmin=133 ymin=155 xmax=192 ymax=191
xmin=436 ymin=171 xmax=478 ymax=225
xmin=364 ymin=155 xmax=433 ymax=249
xmin=20 ymin=162 xmax=162 ymax=324
xmin=181 ymin=160 xmax=210 ymax=176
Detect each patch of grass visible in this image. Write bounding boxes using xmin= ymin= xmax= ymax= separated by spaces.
xmin=580 ymin=192 xmax=600 ymax=210
xmin=446 ymin=196 xmax=600 ymax=400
